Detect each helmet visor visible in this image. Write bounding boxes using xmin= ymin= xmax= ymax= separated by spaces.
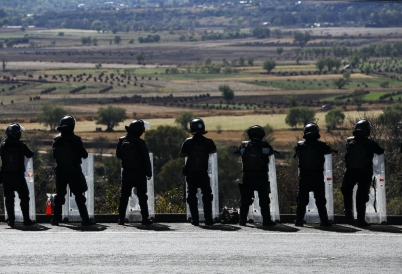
xmin=18 ymin=124 xmax=25 ymax=131
xmin=143 ymin=120 xmax=150 ymax=129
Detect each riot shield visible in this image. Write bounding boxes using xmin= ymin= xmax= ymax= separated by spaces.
xmin=62 ymin=154 xmax=94 ymax=222
xmin=353 ymin=154 xmax=387 ymax=224
xmin=186 ymin=153 xmax=219 ymax=221
xmin=247 ymin=154 xmax=281 ymax=223
xmin=125 ymin=153 xmax=155 ymax=222
xmin=304 ymin=154 xmax=334 ymax=223
xmin=4 ymin=157 xmax=36 ymax=222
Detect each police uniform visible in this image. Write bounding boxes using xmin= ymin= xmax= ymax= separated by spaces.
xmin=0 ymin=126 xmax=34 ymax=227
xmin=341 ymin=136 xmax=384 ymax=225
xmin=181 ymin=118 xmax=217 ymax=226
xmin=51 ymin=116 xmax=95 ymax=226
xmin=294 ymin=123 xmax=333 ymax=227
xmin=116 ymin=132 xmax=152 ymax=225
xmin=237 ymin=138 xmax=276 ymax=226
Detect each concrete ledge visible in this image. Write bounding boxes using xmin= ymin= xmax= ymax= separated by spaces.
xmin=1 ymin=214 xmax=402 ymax=224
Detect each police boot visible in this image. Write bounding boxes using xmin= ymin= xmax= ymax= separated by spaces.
xmin=142 ymin=218 xmax=153 ymax=225
xmin=78 ymin=206 xmax=96 ymax=226
xmin=344 ymin=209 xmax=354 ymax=225
xmin=21 ymin=203 xmax=36 ymax=226
xmin=263 ymin=219 xmax=276 ymax=227
xmin=203 ymin=200 xmax=214 ymax=226
xmin=189 ymin=206 xmax=199 ymax=226
xmin=320 ymin=220 xmax=333 ymax=227
xmin=355 ymin=219 xmax=371 ymax=227
xmin=118 ymin=197 xmax=129 ymax=225
xmin=295 ymin=205 xmax=306 ymax=227
xmin=51 ymin=203 xmax=63 ymax=226
xmin=5 ymin=204 xmax=15 ymax=228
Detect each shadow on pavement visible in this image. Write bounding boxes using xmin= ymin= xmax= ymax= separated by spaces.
xmin=7 ymin=224 xmax=51 ymax=231
xmin=199 ymin=224 xmax=241 ymax=231
xmin=311 ymin=224 xmax=359 ymax=233
xmin=357 ymin=225 xmax=402 ymax=234
xmin=252 ymin=223 xmax=299 ymax=232
xmin=128 ymin=223 xmax=173 ymax=231
xmin=58 ymin=223 xmax=108 ymax=232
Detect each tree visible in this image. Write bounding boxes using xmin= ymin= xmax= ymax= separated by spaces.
xmin=37 ymin=105 xmax=66 ymax=131
xmin=285 ymin=94 xmax=299 ymax=107
xmin=58 ymin=32 xmax=64 ymax=36
xmin=175 ymin=112 xmax=194 ymax=131
xmin=348 ymin=55 xmax=360 ymax=68
xmin=145 ymin=125 xmax=188 ymax=172
xmin=247 ymin=57 xmax=254 ymax=66
xmin=114 ymin=35 xmax=121 ymax=44
xmin=205 ymin=57 xmax=212 ymax=65
xmin=81 ymin=36 xmax=91 ymax=45
xmin=343 ymin=71 xmax=351 ymax=82
xmin=135 ymin=52 xmax=145 ymax=64
xmin=157 ymin=158 xmax=183 ymax=193
xmin=316 ymin=58 xmax=326 ymax=72
xmin=92 ymin=20 xmax=103 ymax=33
xmin=293 ymin=31 xmax=310 ymax=47
xmin=96 ymin=106 xmax=127 ymax=132
xmin=2 ymin=59 xmax=7 ymax=71
xmin=219 ymin=85 xmax=234 ymax=101
xmin=242 ymin=123 xmax=275 ymax=144
xmin=276 ymin=47 xmax=284 ymax=56
xmin=333 ymin=78 xmax=347 ymax=89
xmin=239 ymin=56 xmax=245 ymax=66
xmin=263 ymin=60 xmax=276 ymax=73
xmin=93 ymin=136 xmax=110 ymax=161
xmin=252 ymin=26 xmax=270 ymax=38
xmin=363 ymin=64 xmax=372 ymax=75
xmin=285 ymin=107 xmax=316 ymax=128
xmin=325 ymin=109 xmax=345 ymax=130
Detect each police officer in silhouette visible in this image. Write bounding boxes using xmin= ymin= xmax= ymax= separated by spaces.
xmin=237 ymin=125 xmax=276 ymax=227
xmin=0 ymin=124 xmax=35 ymax=227
xmin=342 ymin=120 xmax=384 ymax=227
xmin=180 ymin=118 xmax=217 ymax=226
xmin=116 ymin=120 xmax=153 ymax=225
xmin=294 ymin=123 xmax=334 ymax=227
xmin=51 ymin=116 xmax=96 ymax=226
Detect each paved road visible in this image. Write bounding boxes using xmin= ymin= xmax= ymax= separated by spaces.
xmin=0 ymin=222 xmax=401 ymax=274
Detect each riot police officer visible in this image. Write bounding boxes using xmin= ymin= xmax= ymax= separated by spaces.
xmin=294 ymin=123 xmax=334 ymax=227
xmin=51 ymin=116 xmax=96 ymax=226
xmin=341 ymin=120 xmax=384 ymax=227
xmin=0 ymin=124 xmax=35 ymax=227
xmin=116 ymin=120 xmax=153 ymax=225
xmin=180 ymin=118 xmax=217 ymax=226
xmin=237 ymin=125 xmax=276 ymax=227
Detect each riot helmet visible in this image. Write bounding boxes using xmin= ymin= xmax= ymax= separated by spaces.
xmin=190 ymin=118 xmax=207 ymax=135
xmin=247 ymin=125 xmax=265 ymax=140
xmin=125 ymin=119 xmax=150 ymax=136
xmin=57 ymin=115 xmax=76 ymax=132
xmin=6 ymin=123 xmax=25 ymax=140
xmin=303 ymin=123 xmax=320 ymax=139
xmin=353 ymin=119 xmax=371 ymax=137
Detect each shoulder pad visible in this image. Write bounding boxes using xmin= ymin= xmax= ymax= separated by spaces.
xmin=347 ymin=137 xmax=354 ymax=142
xmin=119 ymin=136 xmax=127 ymax=141
xmin=297 ymin=141 xmax=304 ymax=145
xmin=53 ymin=135 xmax=61 ymax=141
xmin=73 ymin=135 xmax=82 ymax=141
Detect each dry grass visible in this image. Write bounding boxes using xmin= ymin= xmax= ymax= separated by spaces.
xmin=2 ymin=110 xmax=382 ymax=132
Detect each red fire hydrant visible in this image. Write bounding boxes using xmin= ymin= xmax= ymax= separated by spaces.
xmin=46 ymin=198 xmax=52 ymax=215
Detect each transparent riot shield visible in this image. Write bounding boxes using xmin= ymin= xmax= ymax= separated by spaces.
xmin=304 ymin=154 xmax=334 ymax=223
xmin=125 ymin=153 xmax=155 ymax=222
xmin=4 ymin=157 xmax=36 ymax=222
xmin=247 ymin=155 xmax=281 ymax=223
xmin=353 ymin=154 xmax=387 ymax=224
xmin=186 ymin=153 xmax=219 ymax=221
xmin=62 ymin=154 xmax=94 ymax=222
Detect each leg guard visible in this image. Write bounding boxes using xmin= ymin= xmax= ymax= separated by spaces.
xmin=137 ymin=190 xmax=149 ymax=219
xmin=74 ymin=193 xmax=89 ymax=221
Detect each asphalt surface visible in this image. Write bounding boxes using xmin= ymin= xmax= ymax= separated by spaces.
xmin=0 ymin=222 xmax=401 ymax=274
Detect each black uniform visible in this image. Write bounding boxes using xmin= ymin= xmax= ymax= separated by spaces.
xmin=294 ymin=139 xmax=333 ymax=223
xmin=52 ymin=131 xmax=90 ymax=222
xmin=116 ymin=133 xmax=152 ymax=221
xmin=181 ymin=134 xmax=216 ymax=222
xmin=238 ymin=139 xmax=274 ymax=223
xmin=0 ymin=138 xmax=34 ymax=222
xmin=341 ymin=136 xmax=384 ymax=221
